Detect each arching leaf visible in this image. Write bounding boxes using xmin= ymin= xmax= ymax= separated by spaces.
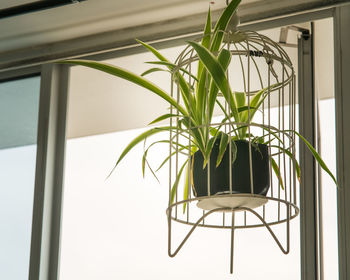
xmin=60 ymin=60 xmax=188 ymax=116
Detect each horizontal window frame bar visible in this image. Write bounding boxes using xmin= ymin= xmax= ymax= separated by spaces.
xmin=0 ymin=0 xmax=84 ymax=20
xmin=0 ymin=65 xmax=41 ymax=82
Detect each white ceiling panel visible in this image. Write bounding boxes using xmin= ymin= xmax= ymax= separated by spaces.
xmin=0 ymin=0 xmax=229 ymax=53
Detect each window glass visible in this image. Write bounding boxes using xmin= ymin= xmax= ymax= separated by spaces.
xmin=315 ymin=17 xmax=338 ymax=279
xmin=319 ymin=99 xmax=338 ymax=278
xmin=0 ymin=76 xmax=40 ymax=279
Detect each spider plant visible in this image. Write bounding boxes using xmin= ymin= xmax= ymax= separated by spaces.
xmin=60 ymin=0 xmax=337 ymax=210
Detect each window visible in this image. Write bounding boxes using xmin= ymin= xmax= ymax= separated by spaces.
xmin=0 ymin=75 xmax=40 ymax=279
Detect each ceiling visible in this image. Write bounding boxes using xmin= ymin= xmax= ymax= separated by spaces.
xmin=0 ymin=0 xmax=260 ymax=54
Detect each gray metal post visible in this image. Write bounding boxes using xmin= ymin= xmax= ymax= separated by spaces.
xmin=29 ymin=64 xmax=69 ymax=280
xmin=298 ymin=31 xmax=318 ymax=280
xmin=334 ymin=5 xmax=350 ymax=280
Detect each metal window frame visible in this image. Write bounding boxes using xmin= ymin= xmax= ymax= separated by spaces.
xmin=0 ymin=3 xmax=349 ymax=280
xmin=334 ymin=5 xmax=350 ymax=280
xmin=28 ymin=64 xmax=69 ymax=280
xmin=0 ymin=0 xmax=85 ymax=20
xmin=298 ymin=29 xmax=318 ymax=280
xmin=0 ymin=65 xmax=41 ymax=83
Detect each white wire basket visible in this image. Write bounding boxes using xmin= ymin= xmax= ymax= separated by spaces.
xmin=166 ymin=30 xmax=299 ymax=273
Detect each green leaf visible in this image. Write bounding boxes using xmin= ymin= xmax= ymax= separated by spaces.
xmin=215 ymin=100 xmax=237 ymax=135
xmin=197 ymin=7 xmax=212 ymax=88
xmin=230 ymin=140 xmax=238 ymax=164
xmin=179 ymin=117 xmax=206 ymax=154
xmin=183 ymin=163 xmax=191 ymax=214
xmin=171 ymin=160 xmax=188 ymax=203
xmin=293 ymin=131 xmax=338 ymax=186
xmin=211 ymin=0 xmax=241 ymax=51
xmin=136 ymin=40 xmax=192 ymax=114
xmin=216 ymin=105 xmax=257 ymax=124
xmin=188 ymin=41 xmax=239 ymax=121
xmin=209 ymin=127 xmax=219 ymax=136
xmin=237 ymin=105 xmax=257 ymax=113
xmin=157 ymin=149 xmax=181 ymax=172
xmin=145 ymin=139 xmax=189 ymax=155
xmin=259 ymin=126 xmax=285 ymax=146
xmin=108 ymin=126 xmax=171 ymax=177
xmin=263 ymin=137 xmax=275 ymax=145
xmin=136 ymin=39 xmax=166 ymax=60
xmin=216 ymin=133 xmax=229 ymax=167
xmin=141 ymin=67 xmax=168 ymax=76
xmin=235 ymin=91 xmax=246 ymax=108
xmin=270 ymin=156 xmax=285 ymax=190
xmin=195 ymin=40 xmax=232 ymax=126
xmin=146 ymin=61 xmax=198 ymax=82
xmin=142 ymin=151 xmax=160 ymax=183
xmin=203 ymin=135 xmax=218 ymax=168
xmin=142 ymin=149 xmax=148 ymax=177
xmin=208 ymin=49 xmax=232 ymax=121
xmin=148 ymin=114 xmax=178 ymax=125
xmin=196 ymin=67 xmax=208 ymax=123
xmin=241 ymin=88 xmax=265 ymax=122
xmin=271 ymin=145 xmax=301 ymax=183
xmin=202 ymin=7 xmax=212 ymax=49
xmin=60 ymin=60 xmax=188 ymax=116
xmin=241 ymin=83 xmax=281 ymax=124
xmin=218 ymin=48 xmax=232 ymax=71
xmin=156 ymin=145 xmax=193 ymax=172
xmin=238 ymin=83 xmax=280 ymax=139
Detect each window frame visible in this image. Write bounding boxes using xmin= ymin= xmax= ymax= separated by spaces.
xmin=27 ymin=64 xmax=69 ymax=280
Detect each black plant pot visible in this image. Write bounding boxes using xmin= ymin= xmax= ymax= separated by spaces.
xmin=192 ymin=139 xmax=270 ymax=197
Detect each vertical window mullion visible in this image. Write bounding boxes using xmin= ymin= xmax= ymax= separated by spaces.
xmin=29 ymin=64 xmax=69 ymax=280
xmin=334 ymin=5 xmax=350 ymax=280
xmin=298 ymin=30 xmax=319 ymax=280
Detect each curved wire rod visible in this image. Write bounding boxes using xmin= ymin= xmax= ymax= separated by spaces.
xmin=168 ymin=205 xmax=291 ymax=257
xmin=230 ymin=212 xmax=235 ymax=274
xmin=237 ymin=206 xmax=290 ymax=254
xmin=175 ymin=50 xmax=293 ymax=72
xmin=168 ymin=207 xmax=230 ymax=257
xmin=167 ymin=194 xmax=299 ymax=230
xmin=169 ymin=206 xmax=298 ymax=229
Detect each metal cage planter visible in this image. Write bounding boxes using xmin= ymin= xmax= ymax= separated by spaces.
xmin=165 ymin=27 xmax=300 ymax=273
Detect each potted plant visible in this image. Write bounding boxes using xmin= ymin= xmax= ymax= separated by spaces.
xmin=61 ymin=0 xmax=337 ymax=211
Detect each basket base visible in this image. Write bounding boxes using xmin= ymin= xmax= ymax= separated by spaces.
xmin=196 ymin=194 xmax=268 ymax=212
